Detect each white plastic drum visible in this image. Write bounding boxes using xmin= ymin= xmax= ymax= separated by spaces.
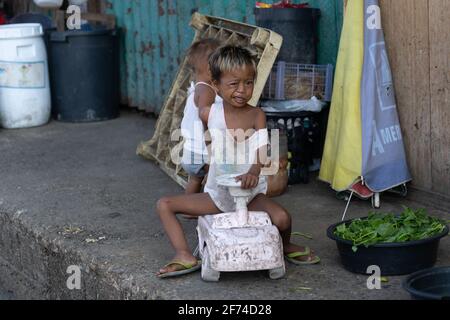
xmin=0 ymin=23 xmax=51 ymax=129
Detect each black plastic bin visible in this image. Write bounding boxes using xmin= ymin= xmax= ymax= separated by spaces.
xmin=254 ymin=8 xmax=320 ymax=64
xmin=48 ymin=28 xmax=120 ymax=122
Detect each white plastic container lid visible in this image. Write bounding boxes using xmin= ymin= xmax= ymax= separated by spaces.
xmin=0 ymin=23 xmax=44 ymax=39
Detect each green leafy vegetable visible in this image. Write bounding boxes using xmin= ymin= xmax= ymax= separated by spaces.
xmin=334 ymin=207 xmax=447 ymax=252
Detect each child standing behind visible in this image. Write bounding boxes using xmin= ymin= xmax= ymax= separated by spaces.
xmin=180 ymin=39 xmax=222 ymax=194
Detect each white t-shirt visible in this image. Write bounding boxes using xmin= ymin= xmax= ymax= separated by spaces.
xmin=204 ymin=102 xmax=269 ymax=212
xmin=180 ymin=82 xmax=222 ymax=162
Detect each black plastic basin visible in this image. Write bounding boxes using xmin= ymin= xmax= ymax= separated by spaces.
xmin=327 ymin=218 xmax=449 ymax=276
xmin=403 ymin=266 xmax=450 ymax=300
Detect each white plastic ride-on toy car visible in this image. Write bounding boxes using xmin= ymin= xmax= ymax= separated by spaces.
xmin=197 ymin=174 xmax=285 ymax=282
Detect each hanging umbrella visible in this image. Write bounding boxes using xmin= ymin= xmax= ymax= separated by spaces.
xmin=319 ymin=0 xmax=411 ymax=217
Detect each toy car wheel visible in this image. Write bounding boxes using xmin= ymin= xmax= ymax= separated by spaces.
xmin=268 ymin=265 xmax=285 ymax=280
xmin=201 ymin=247 xmax=220 ymax=282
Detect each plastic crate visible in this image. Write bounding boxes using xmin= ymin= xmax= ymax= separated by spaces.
xmin=262 ymin=62 xmax=334 ymax=102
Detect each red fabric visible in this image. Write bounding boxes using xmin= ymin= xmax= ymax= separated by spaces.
xmin=272 ymin=1 xmax=309 ymax=8
xmin=349 ymin=181 xmax=374 ymax=199
xmin=0 ymin=12 xmax=7 ymax=25
xmin=256 ymin=1 xmax=309 ymax=9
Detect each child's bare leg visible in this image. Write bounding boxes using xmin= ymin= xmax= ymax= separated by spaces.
xmin=248 ymin=194 xmax=318 ymax=263
xmin=185 ymin=175 xmax=203 ymax=194
xmin=182 ymin=166 xmax=209 ymax=219
xmin=156 ymin=193 xmax=220 ymax=275
xmin=182 ymin=175 xmax=204 ymax=219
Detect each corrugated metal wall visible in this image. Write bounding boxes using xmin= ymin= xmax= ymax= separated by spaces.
xmin=105 ymin=0 xmax=343 ymax=113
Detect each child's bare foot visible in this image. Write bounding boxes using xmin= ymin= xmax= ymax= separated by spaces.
xmin=284 ymin=243 xmax=320 ymax=265
xmin=157 ymin=251 xmax=199 ymax=277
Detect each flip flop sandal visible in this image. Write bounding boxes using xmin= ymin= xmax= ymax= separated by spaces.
xmin=285 ymin=250 xmax=321 ymax=265
xmin=290 ymin=232 xmax=316 ymax=255
xmin=157 ymin=260 xmax=202 ymax=278
xmin=291 ymin=231 xmax=313 ymax=239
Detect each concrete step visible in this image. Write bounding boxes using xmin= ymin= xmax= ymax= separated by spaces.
xmin=0 ymin=110 xmax=448 ymax=300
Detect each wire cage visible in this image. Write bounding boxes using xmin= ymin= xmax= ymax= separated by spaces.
xmin=262 ymin=62 xmax=334 ymax=102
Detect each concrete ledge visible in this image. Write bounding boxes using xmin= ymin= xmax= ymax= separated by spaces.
xmin=0 ymin=208 xmax=147 ymax=299
xmin=0 ymin=110 xmax=448 ymax=300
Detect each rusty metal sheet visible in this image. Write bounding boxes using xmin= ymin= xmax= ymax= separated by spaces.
xmin=105 ymin=0 xmax=258 ymax=113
